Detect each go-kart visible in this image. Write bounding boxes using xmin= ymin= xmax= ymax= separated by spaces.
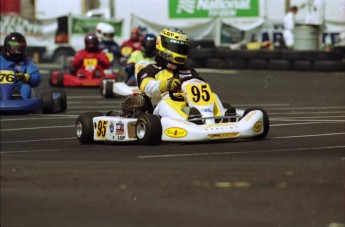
xmin=76 ymin=78 xmax=269 ymax=145
xmin=100 ymin=60 xmax=151 ymax=98
xmin=0 ymin=70 xmax=67 ymax=114
xmin=49 ymin=57 xmax=116 ymax=87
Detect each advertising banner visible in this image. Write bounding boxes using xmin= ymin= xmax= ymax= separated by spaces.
xmin=169 ymin=0 xmax=259 ymax=18
xmin=71 ymin=16 xmax=123 ymax=36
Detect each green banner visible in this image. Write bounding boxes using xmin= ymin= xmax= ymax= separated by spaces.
xmin=169 ymin=0 xmax=259 ymax=18
xmin=71 ymin=16 xmax=122 ymax=36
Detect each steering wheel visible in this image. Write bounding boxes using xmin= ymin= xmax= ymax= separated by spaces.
xmin=169 ymin=90 xmax=185 ymax=102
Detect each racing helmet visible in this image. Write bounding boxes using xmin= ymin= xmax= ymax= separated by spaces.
xmin=3 ymin=32 xmax=27 ymax=62
xmin=84 ymin=32 xmax=99 ymax=52
xmin=156 ymin=27 xmax=189 ymax=65
xmin=130 ymin=27 xmax=140 ymax=42
xmin=95 ymin=22 xmax=108 ymax=39
xmin=141 ymin=33 xmax=156 ymax=58
xmin=101 ymin=24 xmax=115 ymax=42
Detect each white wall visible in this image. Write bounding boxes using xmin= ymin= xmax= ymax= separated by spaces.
xmin=35 ymin=0 xmax=83 ymax=20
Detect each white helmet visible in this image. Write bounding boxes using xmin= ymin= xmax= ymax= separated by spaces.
xmin=95 ymin=22 xmax=108 ymax=39
xmin=101 ymin=24 xmax=115 ymax=42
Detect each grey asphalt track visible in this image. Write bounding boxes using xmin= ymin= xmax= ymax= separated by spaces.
xmin=1 ymin=67 xmax=345 ymax=227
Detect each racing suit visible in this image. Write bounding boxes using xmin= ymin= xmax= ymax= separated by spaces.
xmin=121 ymin=50 xmax=156 ymax=86
xmin=72 ymin=50 xmax=110 ymax=75
xmin=99 ymin=40 xmax=121 ymax=68
xmin=0 ymin=54 xmax=41 ymax=99
xmin=137 ymin=55 xmax=204 ymax=119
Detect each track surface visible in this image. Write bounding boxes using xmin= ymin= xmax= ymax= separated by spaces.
xmin=1 ymin=68 xmax=345 ymax=227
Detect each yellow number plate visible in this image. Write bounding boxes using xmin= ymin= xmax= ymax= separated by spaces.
xmin=83 ymin=58 xmax=98 ymax=67
xmin=184 ymin=83 xmax=213 ymax=106
xmin=0 ymin=70 xmax=15 ymax=84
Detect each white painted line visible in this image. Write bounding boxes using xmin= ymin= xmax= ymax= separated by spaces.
xmin=0 ymin=125 xmax=74 ymax=132
xmin=271 ymin=121 xmax=345 ymax=126
xmin=269 ymin=111 xmax=345 ymax=115
xmin=197 ymin=68 xmax=239 ymax=74
xmin=137 ymin=145 xmax=345 ymax=159
xmin=1 ymin=137 xmax=75 ymax=144
xmin=271 ymin=132 xmax=345 ymax=139
xmin=0 ymin=148 xmax=78 ymax=154
xmin=0 ymin=115 xmax=77 ymax=122
xmin=264 ymin=106 xmax=345 ymax=110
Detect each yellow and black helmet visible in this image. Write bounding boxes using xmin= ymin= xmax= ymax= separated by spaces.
xmin=156 ymin=27 xmax=189 ymax=65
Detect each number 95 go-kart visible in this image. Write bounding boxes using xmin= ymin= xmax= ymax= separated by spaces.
xmin=75 ymin=78 xmax=269 ymax=145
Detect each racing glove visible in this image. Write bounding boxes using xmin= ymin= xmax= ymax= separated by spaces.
xmin=159 ymin=78 xmax=181 ymax=93
xmin=16 ymin=73 xmax=30 ymax=83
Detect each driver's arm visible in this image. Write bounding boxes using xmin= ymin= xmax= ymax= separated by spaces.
xmin=24 ymin=59 xmax=41 ymax=87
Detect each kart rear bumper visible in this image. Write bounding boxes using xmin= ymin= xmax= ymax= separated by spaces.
xmin=0 ymin=98 xmax=42 ymax=112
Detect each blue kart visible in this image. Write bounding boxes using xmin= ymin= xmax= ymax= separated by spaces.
xmin=0 ymin=70 xmax=67 ymax=114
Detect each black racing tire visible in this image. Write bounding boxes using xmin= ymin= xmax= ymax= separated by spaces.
xmin=42 ymin=92 xmax=54 ymax=114
xmin=136 ymin=114 xmax=162 ymax=145
xmin=293 ymin=60 xmax=313 ymax=71
xmin=76 ymin=112 xmax=103 ymax=144
xmin=57 ymin=72 xmax=64 ymax=87
xmin=49 ymin=70 xmax=54 ymax=86
xmin=249 ymin=59 xmax=268 ymax=69
xmin=242 ymin=108 xmax=269 ymax=139
xmin=206 ymin=58 xmax=226 ymax=68
xmin=269 ymin=59 xmax=292 ymax=70
xmin=105 ymin=81 xmax=115 ymax=98
xmin=59 ymin=90 xmax=67 ymax=112
xmin=313 ymin=60 xmax=345 ymax=71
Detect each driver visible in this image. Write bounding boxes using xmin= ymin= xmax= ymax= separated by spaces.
xmin=0 ymin=32 xmax=41 ymax=99
xmin=71 ymin=32 xmax=110 ymax=77
xmin=137 ymin=27 xmax=205 ymax=119
xmin=118 ymin=33 xmax=157 ymax=86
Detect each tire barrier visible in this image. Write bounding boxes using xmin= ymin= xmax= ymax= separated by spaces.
xmin=187 ymin=42 xmax=345 ymax=71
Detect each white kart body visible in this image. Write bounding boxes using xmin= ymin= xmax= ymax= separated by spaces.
xmin=100 ymin=60 xmax=151 ymax=97
xmin=91 ymin=109 xmax=265 ymax=143
xmin=79 ymin=78 xmax=269 ymax=145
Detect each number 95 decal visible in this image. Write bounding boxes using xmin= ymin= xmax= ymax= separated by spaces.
xmin=185 ymin=83 xmax=213 ymax=106
xmin=96 ymin=120 xmax=108 ymax=138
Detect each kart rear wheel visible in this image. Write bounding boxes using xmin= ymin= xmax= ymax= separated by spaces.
xmin=76 ymin=112 xmax=103 ymax=144
xmin=59 ymin=90 xmax=67 ymax=112
xmin=243 ymin=108 xmax=269 ymax=139
xmin=105 ymin=81 xmax=114 ymax=98
xmin=57 ymin=72 xmax=64 ymax=87
xmin=42 ymin=92 xmax=54 ymax=114
xmin=136 ymin=114 xmax=162 ymax=145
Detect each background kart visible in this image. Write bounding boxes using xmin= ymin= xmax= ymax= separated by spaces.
xmin=49 ymin=57 xmax=116 ymax=87
xmin=100 ymin=60 xmax=151 ymax=98
xmin=1 ymin=70 xmax=67 ymax=114
xmin=77 ymin=79 xmax=269 ymax=145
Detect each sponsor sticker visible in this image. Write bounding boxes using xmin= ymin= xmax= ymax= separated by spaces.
xmin=164 ymin=127 xmax=188 ymax=138
xmin=208 ymin=132 xmax=239 ymax=139
xmin=253 ymin=121 xmax=263 ymax=132
xmin=109 ymin=122 xmax=114 ymax=133
xmin=116 ymin=121 xmax=124 ymax=135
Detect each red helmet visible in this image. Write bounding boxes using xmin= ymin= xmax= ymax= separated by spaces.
xmin=84 ymin=32 xmax=99 ymax=52
xmin=130 ymin=28 xmax=140 ymax=42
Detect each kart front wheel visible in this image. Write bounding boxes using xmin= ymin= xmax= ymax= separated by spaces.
xmin=136 ymin=114 xmax=162 ymax=145
xmin=76 ymin=112 xmax=103 ymax=144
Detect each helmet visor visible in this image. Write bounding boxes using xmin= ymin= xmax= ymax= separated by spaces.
xmin=161 ymin=37 xmax=188 ymax=55
xmin=7 ymin=41 xmax=25 ymax=54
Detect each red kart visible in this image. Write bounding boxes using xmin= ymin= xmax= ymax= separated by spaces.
xmin=49 ymin=57 xmax=116 ymax=87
